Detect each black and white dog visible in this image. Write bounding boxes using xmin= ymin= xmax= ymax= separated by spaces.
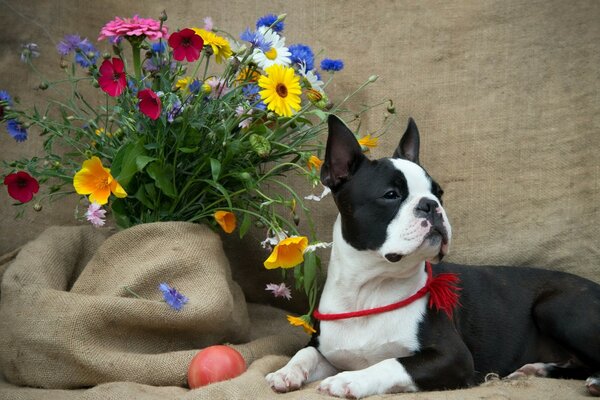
xmin=266 ymin=115 xmax=600 ymax=398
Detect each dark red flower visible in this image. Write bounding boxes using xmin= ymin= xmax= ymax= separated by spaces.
xmin=138 ymin=89 xmax=161 ymax=120
xmin=168 ymin=28 xmax=204 ymax=62
xmin=4 ymin=171 xmax=39 ymax=203
xmin=98 ymin=57 xmax=127 ymax=97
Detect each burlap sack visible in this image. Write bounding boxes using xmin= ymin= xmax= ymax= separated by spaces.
xmin=0 ymin=222 xmax=256 ymax=389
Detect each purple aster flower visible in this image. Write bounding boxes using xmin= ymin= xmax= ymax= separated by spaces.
xmin=256 ymin=14 xmax=284 ymax=33
xmin=320 ymin=58 xmax=344 ymax=72
xmin=240 ymin=28 xmax=270 ymax=52
xmin=0 ymin=91 xmax=12 ymax=120
xmin=289 ymin=44 xmax=314 ymax=71
xmin=167 ymin=97 xmax=183 ymax=123
xmin=159 ymin=283 xmax=188 ymax=311
xmin=6 ymin=119 xmax=28 ymax=142
xmin=20 ymin=43 xmax=40 ymax=63
xmin=85 ymin=202 xmax=106 ymax=227
xmin=265 ymin=283 xmax=292 ymax=300
xmin=57 ymin=34 xmax=82 ymax=55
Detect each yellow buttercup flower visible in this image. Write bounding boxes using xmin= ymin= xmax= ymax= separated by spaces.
xmin=73 ymin=156 xmax=127 ymax=205
xmin=192 ymin=28 xmax=232 ymax=64
xmin=258 ymin=64 xmax=301 ymax=117
xmin=307 ymin=155 xmax=323 ymax=171
xmin=176 ymin=76 xmax=193 ymax=92
xmin=214 ymin=210 xmax=236 ymax=233
xmin=287 ymin=315 xmax=316 ymax=335
xmin=358 ymin=134 xmax=379 ymax=149
xmin=264 ymin=236 xmax=308 ymax=269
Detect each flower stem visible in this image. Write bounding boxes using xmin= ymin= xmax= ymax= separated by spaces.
xmin=124 ymin=286 xmax=142 ymax=299
xmin=131 ymin=43 xmax=142 ymax=82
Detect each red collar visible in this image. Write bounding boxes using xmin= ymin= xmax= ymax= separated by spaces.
xmin=313 ymin=261 xmax=461 ymax=321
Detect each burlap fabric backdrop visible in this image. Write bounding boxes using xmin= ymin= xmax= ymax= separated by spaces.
xmin=1 ymin=0 xmax=599 ymax=399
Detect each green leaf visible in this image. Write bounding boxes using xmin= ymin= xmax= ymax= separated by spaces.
xmin=307 ymin=109 xmax=328 ymax=122
xmin=178 ymin=147 xmax=199 ymax=153
xmin=112 ymin=140 xmax=146 ymax=187
xmin=135 ymin=155 xmax=156 ymax=172
xmin=147 ymin=162 xmax=177 ymax=198
xmin=239 ymin=213 xmax=252 ymax=238
xmin=210 ymin=158 xmax=221 ymax=182
xmin=111 ymin=199 xmax=132 ymax=228
xmin=134 ymin=185 xmax=155 ymax=210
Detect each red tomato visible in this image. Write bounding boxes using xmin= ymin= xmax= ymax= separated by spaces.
xmin=187 ymin=345 xmax=247 ymax=388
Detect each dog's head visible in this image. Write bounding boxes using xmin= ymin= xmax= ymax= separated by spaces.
xmin=321 ymin=115 xmax=451 ymax=264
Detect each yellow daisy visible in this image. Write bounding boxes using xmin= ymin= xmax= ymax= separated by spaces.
xmin=73 ymin=156 xmax=127 ymax=205
xmin=258 ymin=65 xmax=301 ymax=118
xmin=192 ymin=28 xmax=232 ymax=64
xmin=287 ymin=315 xmax=316 ymax=335
xmin=264 ymin=236 xmax=308 ymax=269
xmin=214 ymin=210 xmax=236 ymax=233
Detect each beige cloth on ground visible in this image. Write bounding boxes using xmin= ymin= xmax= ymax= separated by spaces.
xmin=0 ymin=222 xmax=593 ymax=399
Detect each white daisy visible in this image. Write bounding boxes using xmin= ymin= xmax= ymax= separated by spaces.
xmin=298 ymin=61 xmax=324 ymax=91
xmin=252 ymin=27 xmax=291 ymax=69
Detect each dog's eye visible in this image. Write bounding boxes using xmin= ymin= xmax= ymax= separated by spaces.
xmin=383 ymin=190 xmax=400 ymax=200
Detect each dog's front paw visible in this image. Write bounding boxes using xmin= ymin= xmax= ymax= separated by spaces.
xmin=318 ymin=371 xmax=373 ymax=399
xmin=266 ymin=364 xmax=308 ymax=393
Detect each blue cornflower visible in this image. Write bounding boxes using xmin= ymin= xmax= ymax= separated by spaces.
xmin=127 ymin=79 xmax=139 ymax=95
xmin=242 ymin=84 xmax=266 ymax=110
xmin=320 ymin=58 xmax=344 ymax=72
xmin=57 ymin=35 xmax=99 ymax=68
xmin=289 ymin=44 xmax=315 ymax=71
xmin=240 ymin=28 xmax=270 ymax=52
xmin=151 ymin=42 xmax=167 ymax=54
xmin=188 ymin=79 xmax=201 ymax=94
xmin=0 ymin=91 xmax=13 ymax=120
xmin=256 ymin=14 xmax=284 ymax=33
xmin=6 ymin=119 xmax=28 ymax=142
xmin=159 ymin=283 xmax=188 ymax=311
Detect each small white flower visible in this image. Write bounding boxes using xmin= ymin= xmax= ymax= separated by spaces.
xmin=261 ymin=230 xmax=288 ymax=248
xmin=304 ymin=242 xmax=333 ymax=253
xmin=85 ymin=202 xmax=106 ymax=227
xmin=203 ymin=17 xmax=214 ymax=31
xmin=304 ymin=186 xmax=331 ymax=202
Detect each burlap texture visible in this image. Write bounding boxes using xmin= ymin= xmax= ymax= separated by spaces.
xmin=0 ymin=222 xmax=258 ymax=389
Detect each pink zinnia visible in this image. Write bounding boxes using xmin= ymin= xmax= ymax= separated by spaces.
xmin=138 ymin=89 xmax=161 ymax=120
xmin=265 ymin=283 xmax=292 ymax=300
xmin=98 ymin=58 xmax=127 ymax=97
xmin=168 ymin=28 xmax=204 ymax=62
xmin=3 ymin=171 xmax=39 ymax=203
xmin=98 ymin=15 xmax=168 ymax=41
xmin=85 ymin=202 xmax=106 ymax=227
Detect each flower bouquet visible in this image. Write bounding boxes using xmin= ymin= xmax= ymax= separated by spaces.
xmin=1 ymin=12 xmax=391 ymax=332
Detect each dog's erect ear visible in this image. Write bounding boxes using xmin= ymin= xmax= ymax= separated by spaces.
xmin=393 ymin=117 xmax=420 ymax=164
xmin=321 ymin=115 xmax=365 ymax=189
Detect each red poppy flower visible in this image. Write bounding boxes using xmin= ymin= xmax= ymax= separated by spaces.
xmin=4 ymin=171 xmax=39 ymax=203
xmin=168 ymin=28 xmax=204 ymax=62
xmin=138 ymin=89 xmax=161 ymax=120
xmin=98 ymin=57 xmax=127 ymax=97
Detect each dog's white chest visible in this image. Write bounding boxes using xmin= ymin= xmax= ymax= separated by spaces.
xmin=317 ymin=298 xmax=426 ymax=371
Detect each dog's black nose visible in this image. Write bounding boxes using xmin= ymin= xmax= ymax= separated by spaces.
xmin=415 ymin=198 xmax=438 ymax=218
